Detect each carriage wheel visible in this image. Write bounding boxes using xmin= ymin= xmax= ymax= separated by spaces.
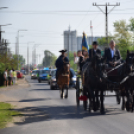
xmin=76 ymin=77 xmax=80 ymax=106
xmin=83 ymin=86 xmax=87 ymax=110
xmin=83 ymin=101 xmax=87 ymax=110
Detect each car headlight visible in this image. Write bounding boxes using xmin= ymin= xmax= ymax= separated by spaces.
xmin=72 ymin=77 xmax=76 ymax=81
xmin=52 ymin=78 xmax=56 ymax=81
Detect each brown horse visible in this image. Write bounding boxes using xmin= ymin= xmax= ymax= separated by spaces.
xmin=57 ymin=62 xmax=70 ymax=99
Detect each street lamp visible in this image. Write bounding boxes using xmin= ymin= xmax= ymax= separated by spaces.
xmin=17 ymin=29 xmax=27 ymax=70
xmin=0 ymin=7 xmax=8 ymax=9
xmin=27 ymin=42 xmax=34 ymax=74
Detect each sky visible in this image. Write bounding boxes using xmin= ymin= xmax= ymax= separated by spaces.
xmin=0 ymin=0 xmax=134 ymax=64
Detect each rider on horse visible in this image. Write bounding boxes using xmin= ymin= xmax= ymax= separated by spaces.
xmin=103 ymin=40 xmax=121 ymax=67
xmin=55 ymin=49 xmax=69 ymax=80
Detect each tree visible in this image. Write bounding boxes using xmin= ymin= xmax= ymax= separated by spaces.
xmin=97 ymin=36 xmax=113 ymax=50
xmin=113 ymin=19 xmax=134 ymax=59
xmin=114 ymin=20 xmax=132 ymax=42
xmin=43 ymin=50 xmax=57 ymax=68
xmin=69 ymin=52 xmax=77 ymax=71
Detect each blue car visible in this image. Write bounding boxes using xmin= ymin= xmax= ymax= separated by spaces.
xmin=38 ymin=69 xmax=50 ymax=83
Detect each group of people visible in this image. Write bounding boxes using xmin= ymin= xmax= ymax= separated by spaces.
xmin=55 ymin=39 xmax=121 ymax=79
xmin=3 ymin=68 xmax=17 ymax=86
xmin=74 ymin=40 xmax=121 ymax=73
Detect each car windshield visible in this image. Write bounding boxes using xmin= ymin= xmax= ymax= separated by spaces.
xmin=39 ymin=70 xmax=50 ymax=74
xmin=32 ymin=70 xmax=39 ymax=74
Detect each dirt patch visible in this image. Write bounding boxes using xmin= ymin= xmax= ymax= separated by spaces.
xmin=0 ymin=77 xmax=30 ymax=91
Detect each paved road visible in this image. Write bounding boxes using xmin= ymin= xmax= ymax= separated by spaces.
xmin=0 ymin=76 xmax=134 ymax=134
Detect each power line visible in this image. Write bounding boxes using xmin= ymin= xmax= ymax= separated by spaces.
xmin=93 ymin=2 xmax=120 ymax=45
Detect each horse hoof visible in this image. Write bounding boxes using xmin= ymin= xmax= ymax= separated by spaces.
xmin=65 ymin=95 xmax=68 ymax=99
xmin=100 ymin=109 xmax=105 ymax=114
xmin=116 ymin=96 xmax=120 ymax=105
xmin=121 ymin=106 xmax=125 ymax=110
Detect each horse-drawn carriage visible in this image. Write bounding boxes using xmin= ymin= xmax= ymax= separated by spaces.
xmin=76 ymin=51 xmax=134 ymax=114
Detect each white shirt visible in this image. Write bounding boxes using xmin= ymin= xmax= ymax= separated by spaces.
xmin=4 ymin=71 xmax=7 ymax=78
xmin=74 ymin=57 xmax=79 ymax=64
xmin=9 ymin=70 xmax=13 ymax=77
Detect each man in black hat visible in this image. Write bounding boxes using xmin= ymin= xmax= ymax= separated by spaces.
xmin=55 ymin=49 xmax=69 ymax=80
xmin=89 ymin=41 xmax=101 ymax=59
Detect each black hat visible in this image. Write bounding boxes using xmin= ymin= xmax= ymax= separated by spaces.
xmin=92 ymin=41 xmax=98 ymax=45
xmin=59 ymin=49 xmax=67 ymax=53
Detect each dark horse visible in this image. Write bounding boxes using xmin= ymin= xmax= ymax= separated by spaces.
xmin=57 ymin=60 xmax=70 ymax=99
xmin=82 ymin=54 xmax=107 ymax=114
xmin=121 ymin=50 xmax=134 ymax=111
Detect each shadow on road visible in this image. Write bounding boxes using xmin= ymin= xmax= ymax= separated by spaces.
xmin=14 ymin=105 xmax=124 ymax=126
xmin=19 ymin=98 xmax=52 ymax=102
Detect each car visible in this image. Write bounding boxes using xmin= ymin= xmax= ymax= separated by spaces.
xmin=49 ymin=69 xmax=57 ymax=90
xmin=69 ymin=68 xmax=76 ymax=89
xmin=48 ymin=69 xmax=56 ymax=85
xmin=50 ymin=68 xmax=76 ymax=90
xmin=20 ymin=70 xmax=27 ymax=75
xmin=31 ymin=70 xmax=39 ymax=79
xmin=17 ymin=71 xmax=24 ymax=78
xmin=38 ymin=69 xmax=50 ymax=83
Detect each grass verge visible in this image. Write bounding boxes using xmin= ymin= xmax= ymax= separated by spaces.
xmin=0 ymin=102 xmax=22 ymax=129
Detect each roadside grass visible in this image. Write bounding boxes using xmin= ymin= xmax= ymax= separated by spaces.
xmin=0 ymin=102 xmax=22 ymax=129
xmin=0 ymin=86 xmax=5 ymax=88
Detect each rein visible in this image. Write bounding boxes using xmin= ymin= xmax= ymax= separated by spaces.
xmin=107 ymin=63 xmax=124 ymax=74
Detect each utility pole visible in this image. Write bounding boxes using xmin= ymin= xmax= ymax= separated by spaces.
xmin=0 ymin=26 xmax=4 ymax=45
xmin=5 ymin=40 xmax=8 ymax=65
xmin=90 ymin=20 xmax=93 ymax=44
xmin=93 ymin=3 xmax=120 ymax=46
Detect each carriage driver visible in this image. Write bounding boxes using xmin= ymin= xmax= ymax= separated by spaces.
xmin=55 ymin=49 xmax=69 ymax=80
xmin=104 ymin=40 xmax=121 ymax=67
xmin=89 ymin=41 xmax=101 ymax=59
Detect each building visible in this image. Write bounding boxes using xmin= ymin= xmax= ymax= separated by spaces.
xmin=64 ymin=26 xmax=77 ymax=56
xmin=64 ymin=27 xmax=102 ymax=53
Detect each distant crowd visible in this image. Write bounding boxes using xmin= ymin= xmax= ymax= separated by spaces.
xmin=3 ymin=68 xmax=17 ymax=87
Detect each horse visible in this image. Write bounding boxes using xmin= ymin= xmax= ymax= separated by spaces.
xmin=122 ymin=50 xmax=134 ymax=111
xmin=106 ymin=50 xmax=134 ymax=111
xmin=82 ymin=54 xmax=107 ymax=114
xmin=57 ymin=59 xmax=70 ymax=99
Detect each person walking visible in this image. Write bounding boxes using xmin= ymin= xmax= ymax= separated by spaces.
xmin=3 ymin=68 xmax=8 ymax=86
xmin=12 ymin=68 xmax=16 ymax=85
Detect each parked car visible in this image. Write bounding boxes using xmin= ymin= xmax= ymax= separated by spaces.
xmin=17 ymin=71 xmax=24 ymax=78
xmin=50 ymin=68 xmax=76 ymax=90
xmin=38 ymin=69 xmax=50 ymax=83
xmin=48 ymin=69 xmax=56 ymax=85
xmin=31 ymin=70 xmax=39 ymax=79
xmin=20 ymin=70 xmax=27 ymax=75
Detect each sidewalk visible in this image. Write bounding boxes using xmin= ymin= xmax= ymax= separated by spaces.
xmin=0 ymin=77 xmax=32 ymax=128
xmin=0 ymin=78 xmax=30 ymax=91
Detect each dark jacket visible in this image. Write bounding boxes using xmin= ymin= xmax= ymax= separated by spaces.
xmin=103 ymin=48 xmax=121 ymax=64
xmin=55 ymin=55 xmax=69 ymax=70
xmin=79 ymin=56 xmax=85 ymax=71
xmin=89 ymin=48 xmax=101 ymax=58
